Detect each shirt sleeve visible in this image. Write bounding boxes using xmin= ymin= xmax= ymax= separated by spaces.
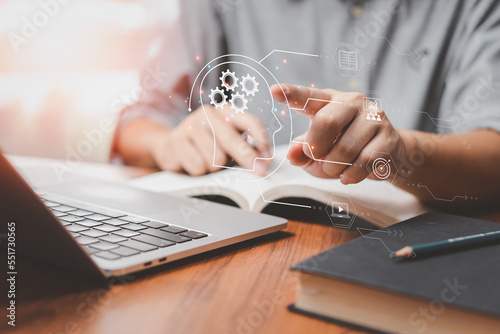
xmin=438 ymin=0 xmax=500 ymax=134
xmin=111 ymin=0 xmax=226 ymax=156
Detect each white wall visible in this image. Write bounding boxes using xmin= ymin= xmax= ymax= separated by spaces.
xmin=0 ymin=0 xmax=179 ymax=162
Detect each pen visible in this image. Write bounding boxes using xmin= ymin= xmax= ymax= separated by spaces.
xmin=391 ymin=230 xmax=500 ymax=259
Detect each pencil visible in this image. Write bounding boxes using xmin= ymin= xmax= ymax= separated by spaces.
xmin=391 ymin=230 xmax=500 ymax=259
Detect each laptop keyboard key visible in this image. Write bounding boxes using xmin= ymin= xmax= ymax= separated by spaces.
xmin=80 ymin=229 xmax=108 ymax=238
xmin=66 ymin=224 xmax=89 ymax=233
xmin=119 ymin=216 xmax=149 ymax=224
xmin=142 ymin=228 xmax=191 ymax=243
xmin=181 ymin=231 xmax=208 ymax=239
xmin=132 ymin=234 xmax=175 ymax=248
xmin=43 ymin=200 xmax=61 ymax=207
xmin=83 ymin=245 xmax=99 ymax=254
xmin=105 ymin=218 xmax=130 ymax=226
xmin=121 ymin=223 xmax=147 ymax=231
xmin=142 ymin=221 xmax=167 ymax=229
xmin=89 ymin=241 xmax=118 ymax=251
xmin=94 ymin=224 xmax=120 ymax=233
xmin=160 ymin=226 xmax=187 ymax=234
xmin=75 ymin=236 xmax=99 ymax=245
xmin=70 ymin=232 xmax=80 ymax=238
xmin=52 ymin=205 xmax=76 ymax=212
xmin=99 ymin=234 xmax=127 ymax=243
xmin=60 ymin=215 xmax=85 ymax=223
xmin=110 ymin=246 xmax=140 ymax=257
xmin=76 ymin=220 xmax=102 ymax=228
xmin=52 ymin=211 xmax=68 ymax=217
xmin=120 ymin=240 xmax=157 ymax=252
xmin=112 ymin=229 xmax=140 ymax=238
xmin=92 ymin=208 xmax=127 ymax=218
xmin=85 ymin=214 xmax=111 ymax=221
xmin=94 ymin=251 xmax=121 ymax=260
xmin=70 ymin=209 xmax=93 ymax=217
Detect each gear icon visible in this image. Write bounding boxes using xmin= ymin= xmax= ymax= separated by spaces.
xmin=230 ymin=92 xmax=248 ymax=114
xmin=209 ymin=87 xmax=228 ymax=109
xmin=220 ymin=70 xmax=238 ymax=91
xmin=241 ymin=74 xmax=259 ymax=96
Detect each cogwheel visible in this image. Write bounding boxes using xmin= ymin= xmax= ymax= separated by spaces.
xmin=209 ymin=87 xmax=227 ymax=109
xmin=219 ymin=69 xmax=238 ymax=91
xmin=230 ymin=92 xmax=248 ymax=114
xmin=241 ymin=74 xmax=259 ymax=96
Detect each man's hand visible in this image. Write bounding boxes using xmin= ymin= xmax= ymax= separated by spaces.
xmin=271 ymin=83 xmax=408 ymax=184
xmin=151 ymin=105 xmax=270 ymax=176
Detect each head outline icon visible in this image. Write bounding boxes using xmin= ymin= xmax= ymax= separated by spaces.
xmin=188 ymin=54 xmax=292 ymax=181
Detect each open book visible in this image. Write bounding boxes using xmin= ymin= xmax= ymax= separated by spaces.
xmin=128 ymin=146 xmax=428 ymax=228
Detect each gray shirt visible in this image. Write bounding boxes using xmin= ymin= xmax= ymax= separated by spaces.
xmin=118 ymin=0 xmax=500 ymax=146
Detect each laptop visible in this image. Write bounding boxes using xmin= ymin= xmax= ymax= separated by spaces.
xmin=0 ymin=153 xmax=287 ymax=279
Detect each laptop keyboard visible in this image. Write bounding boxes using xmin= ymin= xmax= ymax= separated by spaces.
xmin=40 ymin=198 xmax=208 ymax=261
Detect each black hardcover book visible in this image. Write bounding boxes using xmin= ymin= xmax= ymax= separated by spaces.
xmin=290 ymin=212 xmax=500 ymax=334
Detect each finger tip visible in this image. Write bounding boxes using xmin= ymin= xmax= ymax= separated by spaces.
xmin=270 ymin=83 xmax=290 ymax=96
xmin=269 ymin=84 xmax=281 ymax=95
xmin=255 ymin=165 xmax=268 ymax=176
xmin=340 ymin=174 xmax=350 ymax=185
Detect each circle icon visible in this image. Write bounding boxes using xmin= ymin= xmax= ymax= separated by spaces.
xmin=372 ymin=158 xmax=391 ymax=180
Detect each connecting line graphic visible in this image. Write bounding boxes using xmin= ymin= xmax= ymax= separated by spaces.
xmin=289 ymin=98 xmax=343 ymax=112
xmin=256 ymin=182 xmax=312 ymax=209
xmin=291 ymin=141 xmax=353 ymax=166
xmin=417 ymin=183 xmax=468 ymax=202
xmin=259 ymin=49 xmax=320 ymax=63
xmin=357 ymin=227 xmax=407 ymax=255
xmin=406 ymin=109 xmax=469 ymax=147
xmin=367 ymin=35 xmax=426 ymax=63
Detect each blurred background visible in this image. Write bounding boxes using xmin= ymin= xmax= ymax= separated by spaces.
xmin=0 ymin=0 xmax=179 ymax=162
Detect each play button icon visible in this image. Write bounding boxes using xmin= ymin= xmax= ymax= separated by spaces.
xmin=331 ymin=202 xmax=350 ymax=219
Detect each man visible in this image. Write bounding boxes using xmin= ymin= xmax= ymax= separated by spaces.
xmin=115 ymin=0 xmax=500 ymax=208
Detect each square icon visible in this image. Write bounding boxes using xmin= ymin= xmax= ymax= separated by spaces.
xmin=363 ymin=97 xmax=382 ymax=122
xmin=331 ymin=202 xmax=350 ymax=219
xmin=338 ymin=49 xmax=359 ymax=71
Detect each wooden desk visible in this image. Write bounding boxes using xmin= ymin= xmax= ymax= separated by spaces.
xmin=3 ymin=157 xmax=500 ymax=334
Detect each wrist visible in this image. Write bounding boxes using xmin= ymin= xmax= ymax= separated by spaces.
xmin=150 ymin=128 xmax=172 ymax=168
xmin=394 ymin=130 xmax=419 ymax=183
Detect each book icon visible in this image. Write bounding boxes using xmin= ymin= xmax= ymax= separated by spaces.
xmin=338 ymin=49 xmax=358 ymax=71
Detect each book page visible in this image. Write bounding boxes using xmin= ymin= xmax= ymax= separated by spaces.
xmin=128 ymin=145 xmax=427 ymax=226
